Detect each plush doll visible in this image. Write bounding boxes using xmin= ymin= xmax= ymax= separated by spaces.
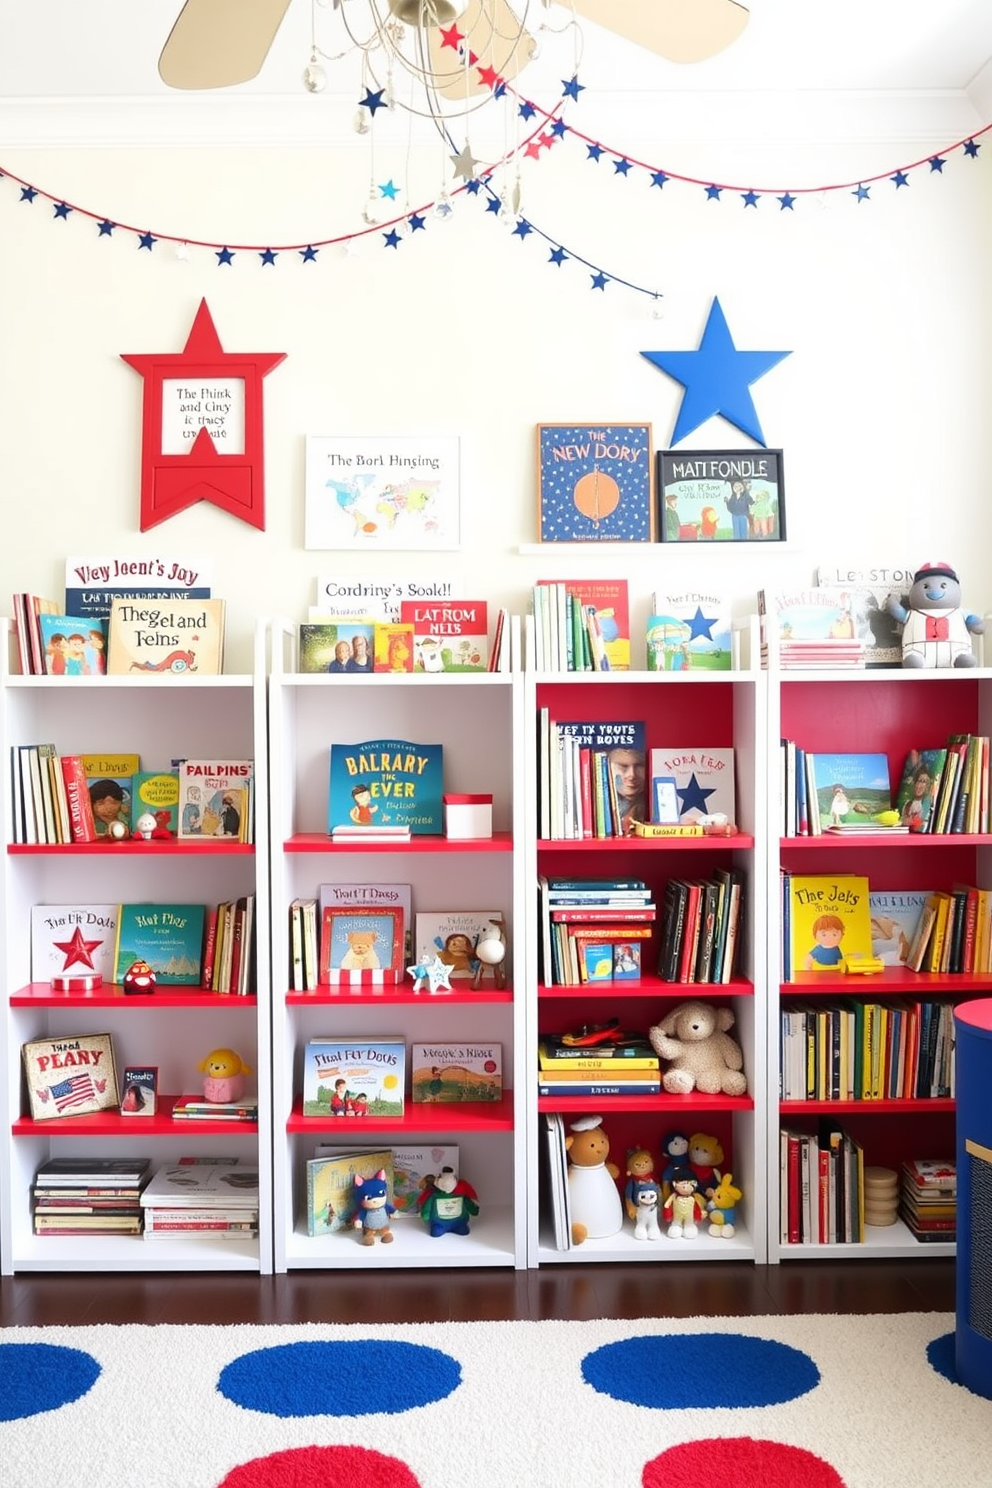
xmin=630 ymin=1178 xmax=662 ymax=1241
xmin=197 ymin=1047 xmax=252 ymax=1103
xmin=686 ymin=1132 xmax=724 ymax=1200
xmin=623 ymin=1146 xmax=657 ymax=1220
xmin=885 ymin=560 xmax=984 ymax=668
xmin=565 ymin=1114 xmax=623 ymax=1244
xmin=649 ymin=1000 xmax=747 ymax=1096
xmin=707 ymin=1172 xmax=742 ymax=1238
xmin=662 ymin=1167 xmax=706 ymax=1239
xmin=416 ymin=1166 xmax=479 ymax=1237
xmin=659 ymin=1131 xmax=689 ymax=1200
xmin=352 ymin=1170 xmax=395 ymax=1245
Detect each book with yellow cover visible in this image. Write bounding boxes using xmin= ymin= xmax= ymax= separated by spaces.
xmin=788 ymin=874 xmax=873 ymax=979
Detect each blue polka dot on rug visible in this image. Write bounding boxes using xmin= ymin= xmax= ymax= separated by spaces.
xmin=0 ymin=1342 xmax=101 ymax=1420
xmin=218 ymin=1339 xmax=461 ymax=1417
xmin=582 ymin=1331 xmax=820 ymax=1409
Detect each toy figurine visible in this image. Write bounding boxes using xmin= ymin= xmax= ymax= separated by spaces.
xmin=630 ymin=1178 xmax=662 ymax=1240
xmin=686 ymin=1132 xmax=724 ymax=1201
xmin=197 ymin=1047 xmax=252 ymax=1103
xmin=623 ymin=1146 xmax=657 ymax=1220
xmin=659 ymin=1131 xmax=689 ymax=1200
xmin=471 ymin=917 xmax=507 ymax=989
xmin=565 ymin=1114 xmax=623 ymax=1244
xmin=663 ymin=1166 xmax=706 ymax=1238
xmin=134 ymin=811 xmax=157 ymax=840
xmin=708 ymin=1172 xmax=742 ymax=1238
xmin=885 ymin=560 xmax=984 ymax=668
xmin=123 ymin=959 xmax=156 ymax=994
xmin=416 ymin=1166 xmax=479 ymax=1236
xmin=352 ymin=1170 xmax=395 ymax=1245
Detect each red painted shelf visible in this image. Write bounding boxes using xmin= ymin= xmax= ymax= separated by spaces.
xmin=8 ymin=841 xmax=254 ymax=856
xmin=538 ymin=1092 xmax=753 ymax=1114
xmin=286 ymin=987 xmax=512 ymax=1005
xmin=779 ymin=1098 xmax=955 ymax=1115
xmin=12 ymin=1096 xmax=258 ymax=1137
xmin=538 ymin=834 xmax=753 ymax=852
xmin=780 ymin=969 xmax=989 ymax=995
xmin=286 ymin=1093 xmax=514 ymax=1133
xmin=10 ymin=983 xmax=257 ymax=1008
xmin=781 ymin=834 xmax=992 ymax=849
xmin=539 ymin=975 xmax=753 ymax=999
xmin=285 ymin=832 xmax=513 ymax=854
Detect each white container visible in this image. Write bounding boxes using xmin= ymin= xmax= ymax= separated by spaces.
xmin=443 ymin=792 xmax=493 ymax=839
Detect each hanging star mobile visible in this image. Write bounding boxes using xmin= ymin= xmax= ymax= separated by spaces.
xmin=641 ymin=297 xmax=791 ymax=447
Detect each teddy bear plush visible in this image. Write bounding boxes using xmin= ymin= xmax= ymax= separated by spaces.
xmin=648 ymin=1000 xmax=747 ymax=1096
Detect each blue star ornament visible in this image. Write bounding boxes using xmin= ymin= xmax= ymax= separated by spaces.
xmin=641 ymin=297 xmax=792 ymax=447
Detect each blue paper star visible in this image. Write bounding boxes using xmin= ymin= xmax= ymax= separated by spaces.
xmin=678 ymin=772 xmax=716 ymax=818
xmin=216 ymin=246 xmax=235 ymax=266
xmin=259 ymin=248 xmax=277 ymax=265
xmin=465 ymin=179 xmax=482 ymax=194
xmin=97 ymin=219 xmax=115 ymax=235
xmin=518 ymin=100 xmax=536 ymax=120
xmin=379 ymin=179 xmax=400 ymax=200
xmin=686 ymin=605 xmax=718 ymax=642
xmin=641 ymin=296 xmax=791 ymax=447
xmin=408 ymin=214 xmax=426 ymax=231
xmin=853 ymin=183 xmax=870 ymax=201
xmin=20 ymin=186 xmax=37 ymax=202
xmin=587 ymin=143 xmax=603 ymax=161
xmin=550 ymin=118 xmax=567 ymax=137
xmin=613 ymin=157 xmax=632 ymax=175
xmin=549 ymin=246 xmax=568 ymax=266
xmin=299 ymin=245 xmax=318 ymax=262
xmin=591 ymin=272 xmax=608 ymax=290
xmin=137 ymin=232 xmax=156 ymax=250
xmin=562 ymin=75 xmax=584 ymax=100
xmin=891 ymin=171 xmax=909 ymax=188
xmin=513 ymin=219 xmax=532 ymax=238
xmin=778 ymin=193 xmax=795 ymax=210
xmin=651 ymin=171 xmax=669 ymax=189
xmin=741 ymin=190 xmax=759 ymax=207
xmin=486 ymin=196 xmax=501 ymax=214
xmin=963 ymin=139 xmax=980 ymax=158
xmin=705 ymin=184 xmax=722 ymax=200
xmin=361 ymin=88 xmax=386 ymax=114
xmin=929 ymin=155 xmax=945 ymax=172
xmin=383 ymin=228 xmax=402 ymax=248
xmin=53 ymin=201 xmax=72 ymax=219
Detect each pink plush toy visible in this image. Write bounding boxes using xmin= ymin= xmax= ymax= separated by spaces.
xmin=197 ymin=1047 xmax=252 ymax=1103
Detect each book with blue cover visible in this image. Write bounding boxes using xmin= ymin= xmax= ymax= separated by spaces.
xmin=327 ymin=739 xmax=443 ymax=835
xmin=806 ymin=752 xmax=892 ymax=829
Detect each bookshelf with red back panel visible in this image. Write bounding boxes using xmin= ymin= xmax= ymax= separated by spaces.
xmin=769 ymin=667 xmax=991 ymax=1261
xmin=526 ymin=656 xmax=766 ymax=1266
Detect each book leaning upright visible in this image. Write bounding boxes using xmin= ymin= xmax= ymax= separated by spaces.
xmin=106 ymin=597 xmax=226 ymax=675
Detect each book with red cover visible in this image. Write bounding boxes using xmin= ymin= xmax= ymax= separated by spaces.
xmin=399 ymin=600 xmax=488 ymax=672
xmin=60 ymin=756 xmax=98 ymax=842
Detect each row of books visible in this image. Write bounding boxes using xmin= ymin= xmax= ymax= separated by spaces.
xmin=658 ymin=869 xmax=745 ymax=985
xmin=537 ymin=877 xmax=656 ymax=988
xmin=299 ymin=600 xmax=501 ymax=674
xmin=900 ymin=1157 xmax=956 ymax=1242
xmin=12 ymin=591 xmax=227 ymax=677
xmin=537 ymin=1034 xmax=661 ymax=1098
xmin=779 ymin=998 xmax=956 ymax=1103
xmin=537 ymin=714 xmax=645 ymax=840
xmin=301 ymin=1038 xmax=503 ymax=1120
xmin=893 ymin=738 xmax=991 ymax=836
xmin=11 ymin=746 xmax=254 ymax=846
xmin=530 ymin=580 xmax=629 ymax=672
xmin=140 ymin=1157 xmax=259 ymax=1240
xmin=779 ymin=1123 xmax=866 ymax=1244
xmin=759 ymin=579 xmax=908 ymax=670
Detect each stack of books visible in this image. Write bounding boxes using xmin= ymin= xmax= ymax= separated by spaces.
xmin=779 ymin=1122 xmax=865 ymax=1245
xmin=538 ymin=877 xmax=656 ymax=987
xmin=899 ymin=1157 xmax=957 ymax=1243
xmin=139 ymin=1156 xmax=260 ymax=1240
xmin=171 ymin=1093 xmax=258 ymax=1123
xmin=758 ymin=589 xmax=866 ymax=669
xmin=32 ymin=1155 xmax=151 ymax=1237
xmin=537 ymin=1034 xmax=661 ymax=1098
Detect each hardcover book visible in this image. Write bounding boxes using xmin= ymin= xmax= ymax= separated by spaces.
xmin=806 ymin=752 xmax=892 ymax=828
xmin=410 ymin=1042 xmax=503 ymax=1102
xmin=302 ymin=1038 xmax=406 ymax=1118
xmin=398 ymin=600 xmax=488 ymax=672
xmin=298 ymin=621 xmax=375 ymax=675
xmin=113 ymin=903 xmax=206 ymax=985
xmin=139 ymin=1158 xmax=260 ymax=1209
xmin=388 ymin=1144 xmax=459 ymax=1212
xmin=536 ymin=423 xmax=653 ymax=544
xmin=81 ymin=753 xmax=140 ymax=837
xmin=120 ymin=1066 xmax=158 ymax=1116
xmin=648 ymin=592 xmax=732 ymax=672
xmin=22 ymin=1032 xmax=120 ymax=1120
xmin=106 ymin=597 xmax=226 ymax=675
xmin=327 ymin=739 xmax=443 ymax=835
xmin=414 ymin=910 xmax=504 ymax=981
xmin=31 ymin=903 xmax=119 ymax=984
xmin=131 ymin=769 xmax=181 ymax=834
xmin=786 ymin=874 xmax=873 ymax=978
xmin=894 ymin=748 xmax=946 ymax=832
xmin=306 ymin=1148 xmax=395 ymax=1236
xmin=177 ymin=760 xmax=253 ymax=841
xmin=318 ymin=904 xmax=405 ymax=984
xmin=37 ymin=615 xmax=108 ymax=676
xmin=60 ymin=755 xmax=98 ymax=843
xmin=813 ymin=578 xmax=907 ymax=667
xmin=648 ymin=746 xmax=736 ymax=823
xmin=319 ymin=882 xmax=413 ymax=962
xmin=869 ymin=891 xmax=932 ymax=966
xmin=372 ymin=622 xmax=415 ymax=673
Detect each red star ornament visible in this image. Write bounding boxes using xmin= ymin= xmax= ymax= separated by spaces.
xmin=52 ymin=926 xmax=103 ymax=971
xmin=121 ymin=299 xmax=286 ymax=531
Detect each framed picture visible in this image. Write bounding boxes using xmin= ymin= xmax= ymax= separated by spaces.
xmin=318 ymin=905 xmax=405 ymax=984
xmin=298 ymin=622 xmax=375 ymax=675
xmin=657 ymin=449 xmax=785 ymax=544
xmin=21 ymin=1032 xmax=119 ymax=1121
xmin=304 ymin=435 xmax=460 ymax=551
xmin=652 ymin=776 xmax=680 ymax=824
xmin=120 ymin=1066 xmax=158 ymax=1116
xmin=536 ymin=423 xmax=654 ymax=543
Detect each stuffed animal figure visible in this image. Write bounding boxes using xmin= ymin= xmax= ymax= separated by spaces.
xmin=565 ymin=1114 xmax=623 ymax=1244
xmin=416 ymin=1166 xmax=479 ymax=1237
xmin=662 ymin=1167 xmax=706 ymax=1238
xmin=708 ymin=1172 xmax=742 ymax=1238
xmin=686 ymin=1132 xmax=724 ymax=1200
xmin=648 ymin=1001 xmax=747 ymax=1096
xmin=352 ymin=1170 xmax=395 ymax=1245
xmin=630 ymin=1178 xmax=662 ymax=1241
xmin=623 ymin=1146 xmax=657 ymax=1220
xmin=885 ymin=560 xmax=984 ymax=668
xmin=659 ymin=1131 xmax=689 ymax=1200
xmin=197 ymin=1048 xmax=252 ymax=1103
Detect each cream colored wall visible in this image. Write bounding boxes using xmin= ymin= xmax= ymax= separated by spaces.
xmin=0 ymin=129 xmax=989 ymax=671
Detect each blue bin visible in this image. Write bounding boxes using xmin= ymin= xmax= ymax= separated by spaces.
xmin=954 ymin=998 xmax=992 ymax=1400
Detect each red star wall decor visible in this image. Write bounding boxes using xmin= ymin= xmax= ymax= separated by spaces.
xmin=121 ymin=299 xmax=286 ymax=531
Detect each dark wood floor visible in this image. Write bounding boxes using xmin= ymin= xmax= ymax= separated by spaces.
xmin=0 ymin=1259 xmax=956 ymax=1327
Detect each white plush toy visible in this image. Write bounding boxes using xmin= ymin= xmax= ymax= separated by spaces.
xmin=885 ymin=560 xmax=984 ymax=668
xmin=648 ymin=999 xmax=747 ymax=1097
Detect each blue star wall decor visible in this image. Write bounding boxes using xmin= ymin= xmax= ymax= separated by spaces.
xmin=641 ymin=297 xmax=792 ymax=447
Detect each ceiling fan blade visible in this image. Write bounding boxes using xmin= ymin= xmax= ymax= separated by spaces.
xmin=425 ymin=0 xmax=537 ymax=101
xmin=159 ymin=0 xmax=294 ymax=89
xmin=574 ymin=0 xmax=749 ymax=64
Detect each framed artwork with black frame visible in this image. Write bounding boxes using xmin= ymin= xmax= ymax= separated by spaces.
xmin=657 ymin=449 xmax=785 ymax=544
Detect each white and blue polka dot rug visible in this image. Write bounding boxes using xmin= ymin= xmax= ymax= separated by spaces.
xmin=1 ymin=1312 xmax=988 ymax=1486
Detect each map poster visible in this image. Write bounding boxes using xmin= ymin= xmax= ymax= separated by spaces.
xmin=304 ymin=435 xmax=460 ymax=551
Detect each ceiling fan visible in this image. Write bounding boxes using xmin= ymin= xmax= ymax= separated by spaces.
xmin=158 ymin=0 xmax=750 ymax=92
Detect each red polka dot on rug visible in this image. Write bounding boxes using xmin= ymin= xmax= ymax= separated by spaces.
xmin=217 ymin=1444 xmax=421 ymax=1487
xmin=644 ymin=1437 xmax=845 ymax=1487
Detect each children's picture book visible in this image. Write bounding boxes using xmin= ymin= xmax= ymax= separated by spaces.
xmin=22 ymin=1032 xmax=119 ymax=1120
xmin=786 ymin=874 xmax=873 ymax=978
xmin=305 ymin=435 xmax=461 ymax=551
xmin=869 ymin=891 xmax=932 ymax=965
xmin=373 ymin=622 xmax=415 ymax=673
xmin=106 ymin=597 xmax=226 ymax=676
xmin=80 ymin=753 xmax=140 ymax=837
xmin=648 ymin=592 xmax=732 ymax=672
xmin=302 ymin=1038 xmax=406 ymax=1118
xmin=410 ymin=1042 xmax=503 ymax=1102
xmin=399 ymin=599 xmax=488 ymax=672
xmin=139 ymin=1157 xmax=260 ymax=1209
xmin=306 ymin=1148 xmax=395 ymax=1236
xmin=37 ymin=615 xmax=108 ymax=676
xmin=658 ymin=449 xmax=784 ymax=543
xmin=327 ymin=740 xmax=443 ymax=835
xmin=177 ymin=760 xmax=253 ymax=841
xmin=319 ymin=882 xmax=413 ymax=962
xmin=536 ymin=423 xmax=654 ymax=544
xmin=758 ymin=589 xmax=862 ymax=644
xmin=131 ymin=769 xmax=181 ymax=834
xmin=298 ymin=621 xmax=374 ymax=675
xmin=894 ymin=748 xmax=946 ymax=832
xmin=12 ymin=592 xmax=64 ymax=674
xmin=813 ymin=572 xmax=909 ymax=667
xmin=120 ymin=1066 xmax=158 ymax=1116
xmin=389 ymin=1144 xmax=459 ymax=1212
xmin=113 ymin=903 xmax=206 ymax=985
xmin=318 ymin=905 xmax=405 ymax=984
xmin=648 ymin=746 xmax=736 ymax=823
xmin=414 ymin=910 xmax=504 ymax=981
xmin=64 ymin=554 xmax=212 ymax=620
xmin=534 ymin=579 xmax=631 ymax=670
xmin=806 ymin=752 xmax=892 ymax=827
xmin=313 ymin=575 xmax=463 ymax=624
xmin=31 ymin=903 xmax=119 ymax=984
xmin=556 ymin=721 xmax=646 ymax=827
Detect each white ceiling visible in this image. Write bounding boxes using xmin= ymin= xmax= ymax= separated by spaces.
xmin=1 ymin=0 xmax=991 ymax=147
